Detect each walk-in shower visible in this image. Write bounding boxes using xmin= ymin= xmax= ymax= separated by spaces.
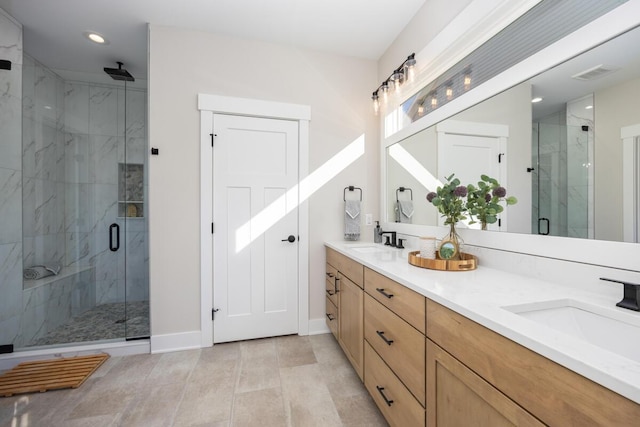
xmin=0 ymin=9 xmax=149 ymax=354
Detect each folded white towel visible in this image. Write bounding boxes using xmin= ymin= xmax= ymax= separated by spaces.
xmin=23 ymin=263 xmax=62 ymax=280
xmin=344 ymin=200 xmax=361 ymax=241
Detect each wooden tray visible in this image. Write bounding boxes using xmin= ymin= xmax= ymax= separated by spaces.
xmin=408 ymin=250 xmax=477 ymax=271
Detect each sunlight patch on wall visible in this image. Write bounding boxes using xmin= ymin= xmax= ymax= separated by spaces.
xmin=235 ymin=134 xmax=366 ymax=252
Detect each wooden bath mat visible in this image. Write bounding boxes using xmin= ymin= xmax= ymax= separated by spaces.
xmin=0 ymin=353 xmax=109 ymax=397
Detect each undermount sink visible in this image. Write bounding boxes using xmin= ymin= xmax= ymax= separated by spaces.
xmin=502 ymin=299 xmax=640 ymax=363
xmin=348 ymin=246 xmax=389 ymax=254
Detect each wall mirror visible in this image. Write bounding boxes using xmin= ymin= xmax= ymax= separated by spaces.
xmin=385 ymin=24 xmax=640 ymax=244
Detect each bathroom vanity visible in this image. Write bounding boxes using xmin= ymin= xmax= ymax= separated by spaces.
xmin=325 ymin=242 xmax=640 ymax=426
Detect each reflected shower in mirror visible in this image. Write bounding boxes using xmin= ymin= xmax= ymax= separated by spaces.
xmin=385 ymin=25 xmax=640 ymax=243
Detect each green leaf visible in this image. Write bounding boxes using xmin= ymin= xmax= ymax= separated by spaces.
xmin=506 ymin=196 xmax=518 ymax=205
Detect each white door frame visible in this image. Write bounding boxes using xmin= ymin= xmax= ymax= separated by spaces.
xmin=622 ymin=123 xmax=640 ymax=243
xmin=198 ymin=94 xmax=311 ymax=347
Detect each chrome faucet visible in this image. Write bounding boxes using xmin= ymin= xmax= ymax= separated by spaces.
xmin=600 ymin=277 xmax=640 ymax=311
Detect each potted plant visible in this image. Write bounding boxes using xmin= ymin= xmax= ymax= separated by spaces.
xmin=426 ymin=174 xmax=468 ymax=259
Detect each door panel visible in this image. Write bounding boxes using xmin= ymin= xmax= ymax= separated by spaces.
xmin=213 ymin=114 xmax=299 ymax=343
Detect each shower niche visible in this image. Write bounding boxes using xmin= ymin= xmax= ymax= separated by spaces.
xmin=118 ymin=163 xmax=144 ymax=218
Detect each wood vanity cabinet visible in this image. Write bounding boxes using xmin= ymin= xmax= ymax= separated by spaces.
xmin=326 ymin=249 xmax=640 ymax=426
xmin=325 ymin=247 xmax=364 ymax=380
xmin=427 ymin=299 xmax=640 ymax=426
xmin=364 ymin=266 xmax=426 ymax=426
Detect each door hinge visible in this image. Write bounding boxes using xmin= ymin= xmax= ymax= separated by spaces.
xmin=212 ymin=308 xmax=219 ymax=320
xmin=210 ymin=133 xmax=217 ymax=147
xmin=211 ymin=223 xmax=214 ymax=234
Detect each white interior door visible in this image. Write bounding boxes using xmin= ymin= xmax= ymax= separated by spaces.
xmin=437 ymin=121 xmax=508 ymax=230
xmin=212 ymin=114 xmax=299 ymax=343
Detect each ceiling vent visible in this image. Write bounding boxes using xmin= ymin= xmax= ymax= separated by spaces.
xmin=571 ymin=64 xmax=618 ymax=81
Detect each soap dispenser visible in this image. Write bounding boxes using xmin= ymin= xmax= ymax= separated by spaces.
xmin=374 ymin=221 xmax=382 ymax=243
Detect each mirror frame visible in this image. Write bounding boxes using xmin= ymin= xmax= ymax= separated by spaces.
xmin=380 ymin=2 xmax=640 ymax=271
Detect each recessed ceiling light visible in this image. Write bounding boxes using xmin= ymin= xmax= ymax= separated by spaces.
xmin=84 ymin=31 xmax=109 ymax=45
xmin=531 ymin=97 xmax=543 ymax=103
xmin=585 ymin=105 xmax=594 ymax=110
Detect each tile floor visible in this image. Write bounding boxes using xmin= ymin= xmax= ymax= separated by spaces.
xmin=0 ymin=334 xmax=387 ymax=426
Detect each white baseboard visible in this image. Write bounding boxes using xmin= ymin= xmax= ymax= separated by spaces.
xmin=308 ymin=318 xmax=330 ymax=335
xmin=150 ymin=331 xmax=202 ymax=354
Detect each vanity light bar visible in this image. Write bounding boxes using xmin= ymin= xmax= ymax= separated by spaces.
xmin=372 ymin=53 xmax=416 ymax=114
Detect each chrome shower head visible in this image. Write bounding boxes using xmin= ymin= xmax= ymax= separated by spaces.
xmin=104 ymin=61 xmax=134 ymax=82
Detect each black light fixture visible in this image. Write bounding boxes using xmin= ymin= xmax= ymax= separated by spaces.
xmin=371 ymin=53 xmax=416 ymax=114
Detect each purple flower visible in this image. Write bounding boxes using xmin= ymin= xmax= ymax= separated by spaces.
xmin=426 ymin=192 xmax=437 ymax=203
xmin=493 ymin=187 xmax=507 ymax=198
xmin=453 ymin=186 xmax=467 ymax=197
xmin=485 ymin=193 xmax=492 ymax=203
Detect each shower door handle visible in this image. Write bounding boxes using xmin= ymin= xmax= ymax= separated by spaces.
xmin=538 ymin=218 xmax=550 ymax=235
xmin=109 ymin=223 xmax=120 ymax=252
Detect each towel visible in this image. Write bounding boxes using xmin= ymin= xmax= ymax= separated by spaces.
xmin=23 ymin=263 xmax=61 ymax=280
xmin=344 ymin=200 xmax=361 ymax=241
xmin=396 ymin=200 xmax=414 ymax=223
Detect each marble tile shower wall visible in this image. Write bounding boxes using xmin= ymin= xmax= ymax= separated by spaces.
xmin=0 ymin=10 xmax=24 ymax=347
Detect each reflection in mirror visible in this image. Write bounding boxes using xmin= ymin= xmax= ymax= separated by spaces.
xmin=385 ymin=25 xmax=640 ymax=243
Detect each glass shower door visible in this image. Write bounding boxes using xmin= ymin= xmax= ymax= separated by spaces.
xmin=533 ymin=122 xmax=591 ymax=238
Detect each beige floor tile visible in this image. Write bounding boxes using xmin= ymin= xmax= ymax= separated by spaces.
xmin=172 ymin=376 xmax=235 ymax=426
xmin=145 ymin=348 xmax=201 ymax=386
xmin=240 ymin=338 xmax=278 ymax=361
xmin=276 ymin=335 xmax=317 ymax=368
xmin=280 ymin=364 xmax=342 ymax=427
xmin=0 ymin=335 xmax=385 ymax=426
xmin=119 ymin=382 xmax=186 ymax=427
xmin=334 ymin=394 xmax=388 ymax=426
xmin=67 ymin=384 xmax=140 ymax=420
xmin=231 ymin=387 xmax=286 ymax=427
xmin=236 ymin=354 xmax=280 ymax=394
xmin=91 ymin=353 xmax=161 ymax=391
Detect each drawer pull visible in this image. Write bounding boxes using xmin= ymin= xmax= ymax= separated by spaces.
xmin=376 ymin=330 xmax=394 ymax=346
xmin=376 ymin=386 xmax=394 ymax=407
xmin=326 ymin=289 xmax=335 ymax=296
xmin=326 ymin=313 xmax=335 ymax=321
xmin=335 ymin=277 xmax=340 ymax=293
xmin=376 ymin=288 xmax=394 ymax=299
xmin=326 ymin=272 xmax=334 ymax=278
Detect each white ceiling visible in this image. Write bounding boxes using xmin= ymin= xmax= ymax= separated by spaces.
xmin=0 ymin=0 xmax=425 ymax=81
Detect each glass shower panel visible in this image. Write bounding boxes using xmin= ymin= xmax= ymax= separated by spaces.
xmin=533 ymin=122 xmax=590 ymax=238
xmin=120 ymin=83 xmax=150 ymax=340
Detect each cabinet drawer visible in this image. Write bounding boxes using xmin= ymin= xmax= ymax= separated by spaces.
xmin=325 ymin=263 xmax=338 ymax=306
xmin=325 ymin=297 xmax=338 ymax=339
xmin=326 ymin=247 xmax=363 ymax=288
xmin=364 ymin=293 xmax=425 ymax=405
xmin=365 ymin=341 xmax=425 ymax=427
xmin=364 ymin=267 xmax=425 ymax=333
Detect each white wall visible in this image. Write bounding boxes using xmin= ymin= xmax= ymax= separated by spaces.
xmin=148 ymin=26 xmax=379 ymax=338
xmin=378 ymin=0 xmax=473 ymax=80
xmin=595 ymin=76 xmax=640 ymax=241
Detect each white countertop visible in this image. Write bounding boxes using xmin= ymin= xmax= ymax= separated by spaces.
xmin=326 ymin=241 xmax=640 ymax=404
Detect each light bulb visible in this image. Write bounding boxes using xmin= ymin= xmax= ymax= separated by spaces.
xmin=464 ymin=73 xmax=472 ymax=91
xmin=446 ymin=86 xmax=453 ymax=100
xmin=430 ymin=92 xmax=438 ymax=108
xmin=372 ymin=92 xmax=380 ymax=114
xmin=418 ymin=105 xmax=425 ymax=115
xmin=405 ymin=54 xmax=416 ymax=83
xmin=381 ymin=82 xmax=389 ymax=103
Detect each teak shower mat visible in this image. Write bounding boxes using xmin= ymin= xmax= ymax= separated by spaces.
xmin=0 ymin=353 xmax=109 ymax=397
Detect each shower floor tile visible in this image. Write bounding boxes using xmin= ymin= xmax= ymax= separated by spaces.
xmin=29 ymin=301 xmax=149 ymax=347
